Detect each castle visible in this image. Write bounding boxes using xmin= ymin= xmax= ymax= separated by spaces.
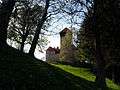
xmin=46 ymin=28 xmax=76 ymax=63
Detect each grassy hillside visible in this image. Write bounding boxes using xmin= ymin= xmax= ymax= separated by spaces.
xmin=0 ymin=46 xmax=120 ymax=90
xmin=0 ymin=47 xmax=96 ymax=90
xmin=53 ymin=64 xmax=120 ymax=90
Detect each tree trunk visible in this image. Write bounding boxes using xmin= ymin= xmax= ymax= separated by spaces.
xmin=20 ymin=7 xmax=30 ymax=52
xmin=94 ymin=0 xmax=106 ymax=89
xmin=29 ymin=0 xmax=50 ymax=56
xmin=94 ymin=0 xmax=120 ymax=88
xmin=0 ymin=0 xmax=15 ymax=48
xmin=95 ymin=30 xmax=106 ymax=89
xmin=20 ymin=27 xmax=29 ymax=52
xmin=20 ymin=35 xmax=26 ymax=52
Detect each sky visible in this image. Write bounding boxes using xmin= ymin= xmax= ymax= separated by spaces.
xmin=1 ymin=0 xmax=73 ymax=61
xmin=33 ymin=12 xmax=80 ymax=61
xmin=8 ymin=17 xmax=74 ymax=61
xmin=35 ymin=21 xmax=73 ymax=61
xmin=1 ymin=0 xmax=84 ymax=61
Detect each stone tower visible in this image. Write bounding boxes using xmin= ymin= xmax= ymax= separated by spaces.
xmin=59 ymin=28 xmax=75 ymax=63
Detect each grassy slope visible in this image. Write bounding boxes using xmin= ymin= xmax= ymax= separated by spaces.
xmin=0 ymin=47 xmax=98 ymax=90
xmin=0 ymin=47 xmax=119 ymax=90
xmin=53 ymin=64 xmax=120 ymax=90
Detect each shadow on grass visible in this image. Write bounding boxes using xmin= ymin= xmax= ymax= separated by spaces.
xmin=0 ymin=46 xmax=111 ymax=90
xmin=47 ymin=65 xmax=98 ymax=90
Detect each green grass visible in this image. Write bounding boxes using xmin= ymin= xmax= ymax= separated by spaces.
xmin=53 ymin=64 xmax=120 ymax=90
xmin=0 ymin=46 xmax=120 ymax=90
xmin=0 ymin=46 xmax=97 ymax=90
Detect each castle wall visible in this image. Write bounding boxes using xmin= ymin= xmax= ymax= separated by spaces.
xmin=46 ymin=50 xmax=59 ymax=63
xmin=59 ymin=29 xmax=75 ymax=63
xmin=46 ymin=28 xmax=75 ymax=64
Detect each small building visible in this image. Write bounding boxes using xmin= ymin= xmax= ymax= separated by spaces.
xmin=46 ymin=47 xmax=60 ymax=63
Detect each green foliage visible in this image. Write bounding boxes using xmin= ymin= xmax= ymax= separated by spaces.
xmin=75 ymin=47 xmax=88 ymax=61
xmin=75 ymin=9 xmax=95 ymax=64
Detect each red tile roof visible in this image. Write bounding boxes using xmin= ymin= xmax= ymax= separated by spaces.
xmin=47 ymin=47 xmax=55 ymax=52
xmin=46 ymin=47 xmax=60 ymax=54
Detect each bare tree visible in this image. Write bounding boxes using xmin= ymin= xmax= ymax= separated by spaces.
xmin=29 ymin=0 xmax=50 ymax=56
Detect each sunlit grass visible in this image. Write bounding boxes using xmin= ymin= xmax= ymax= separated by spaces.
xmin=53 ymin=64 xmax=95 ymax=81
xmin=106 ymin=79 xmax=120 ymax=90
xmin=53 ymin=64 xmax=120 ymax=90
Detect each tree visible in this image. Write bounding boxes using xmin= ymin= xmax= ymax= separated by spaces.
xmin=94 ymin=0 xmax=120 ymax=87
xmin=7 ymin=1 xmax=44 ymax=52
xmin=0 ymin=0 xmax=15 ymax=48
xmin=58 ymin=0 xmax=107 ymax=88
xmin=76 ymin=0 xmax=120 ymax=88
xmin=29 ymin=0 xmax=50 ymax=56
xmin=76 ymin=9 xmax=95 ymax=64
xmin=75 ymin=0 xmax=107 ymax=88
